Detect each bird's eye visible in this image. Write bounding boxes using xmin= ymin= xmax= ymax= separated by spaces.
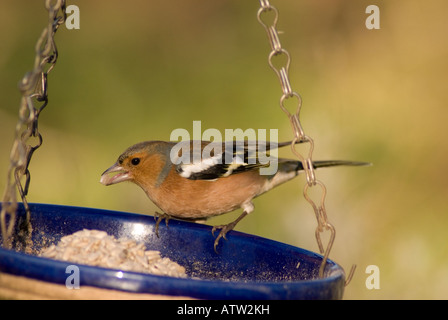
xmin=131 ymin=157 xmax=140 ymax=165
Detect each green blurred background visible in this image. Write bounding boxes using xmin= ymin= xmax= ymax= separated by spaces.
xmin=1 ymin=0 xmax=447 ymax=299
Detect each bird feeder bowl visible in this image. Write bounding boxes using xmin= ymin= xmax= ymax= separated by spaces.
xmin=0 ymin=203 xmax=345 ymax=299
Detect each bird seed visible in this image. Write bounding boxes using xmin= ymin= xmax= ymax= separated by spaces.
xmin=39 ymin=229 xmax=187 ymax=278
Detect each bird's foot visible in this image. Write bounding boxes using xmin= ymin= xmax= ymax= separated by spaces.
xmin=154 ymin=212 xmax=170 ymax=237
xmin=211 ymin=211 xmax=249 ymax=253
xmin=212 ymin=223 xmax=235 ymax=253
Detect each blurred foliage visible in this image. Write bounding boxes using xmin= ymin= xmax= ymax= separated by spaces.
xmin=1 ymin=0 xmax=448 ymax=299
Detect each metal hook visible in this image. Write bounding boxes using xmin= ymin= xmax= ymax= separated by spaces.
xmin=345 ymin=264 xmax=357 ymax=286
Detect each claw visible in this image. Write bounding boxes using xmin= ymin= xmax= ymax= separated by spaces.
xmin=211 ymin=225 xmax=218 ymax=237
xmin=154 ymin=211 xmax=170 ymax=237
xmin=211 ymin=211 xmax=249 ymax=253
xmin=212 ymin=224 xmax=231 ymax=253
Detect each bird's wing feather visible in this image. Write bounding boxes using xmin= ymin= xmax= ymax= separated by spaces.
xmin=173 ymin=140 xmax=292 ymax=180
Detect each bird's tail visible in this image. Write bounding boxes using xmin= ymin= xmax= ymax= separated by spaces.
xmin=257 ymin=160 xmax=370 ymax=196
xmin=309 ymin=160 xmax=371 ymax=170
xmin=278 ymin=159 xmax=370 ymax=174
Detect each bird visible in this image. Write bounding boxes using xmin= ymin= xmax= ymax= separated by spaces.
xmin=100 ymin=140 xmax=368 ymax=252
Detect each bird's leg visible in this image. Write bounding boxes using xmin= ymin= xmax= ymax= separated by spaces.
xmin=154 ymin=211 xmax=170 ymax=237
xmin=212 ymin=211 xmax=248 ymax=253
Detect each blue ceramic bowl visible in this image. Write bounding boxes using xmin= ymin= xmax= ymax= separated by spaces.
xmin=0 ymin=203 xmax=345 ymax=299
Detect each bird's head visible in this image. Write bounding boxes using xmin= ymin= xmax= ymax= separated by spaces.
xmin=100 ymin=150 xmax=146 ymax=186
xmin=100 ymin=141 xmax=169 ymax=186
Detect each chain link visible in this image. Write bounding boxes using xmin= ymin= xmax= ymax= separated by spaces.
xmin=1 ymin=0 xmax=66 ymax=249
xmin=257 ymin=0 xmax=355 ymax=283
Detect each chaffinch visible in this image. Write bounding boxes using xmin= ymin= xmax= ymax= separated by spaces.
xmin=100 ymin=140 xmax=367 ymax=252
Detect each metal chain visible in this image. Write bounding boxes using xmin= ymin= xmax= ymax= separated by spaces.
xmin=257 ymin=0 xmax=356 ymax=283
xmin=0 ymin=0 xmax=66 ymax=249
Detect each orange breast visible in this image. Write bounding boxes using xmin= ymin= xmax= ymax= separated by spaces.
xmin=141 ymin=166 xmax=265 ymax=219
